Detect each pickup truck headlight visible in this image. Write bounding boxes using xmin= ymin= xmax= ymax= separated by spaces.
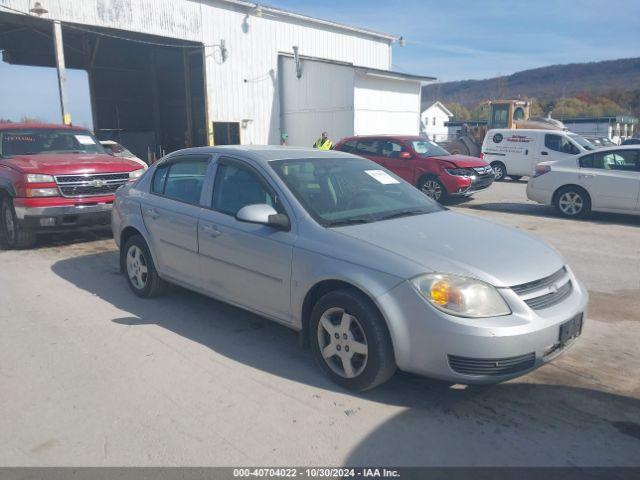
xmin=128 ymin=169 xmax=145 ymax=181
xmin=26 ymin=174 xmax=55 ymax=183
xmin=26 ymin=187 xmax=59 ymax=197
xmin=411 ymin=273 xmax=511 ymax=318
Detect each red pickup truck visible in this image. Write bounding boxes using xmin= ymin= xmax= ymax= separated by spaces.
xmin=0 ymin=123 xmax=146 ymax=249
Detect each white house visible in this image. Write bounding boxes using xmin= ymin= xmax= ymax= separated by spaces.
xmin=420 ymin=101 xmax=453 ymax=142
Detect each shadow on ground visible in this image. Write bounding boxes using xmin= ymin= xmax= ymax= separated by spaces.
xmin=461 ymin=201 xmax=640 ymax=227
xmin=51 ymin=250 xmax=640 ymax=465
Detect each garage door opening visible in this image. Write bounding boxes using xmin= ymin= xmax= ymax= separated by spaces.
xmin=0 ymin=11 xmax=207 ymax=162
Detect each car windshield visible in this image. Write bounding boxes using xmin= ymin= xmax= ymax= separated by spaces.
xmin=0 ymin=128 xmax=105 ymax=158
xmin=569 ymin=133 xmax=595 ymax=151
xmin=271 ymin=157 xmax=443 ymax=227
xmin=411 ymin=140 xmax=450 ymax=157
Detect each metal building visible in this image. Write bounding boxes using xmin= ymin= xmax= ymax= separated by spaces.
xmin=0 ymin=0 xmax=434 ymax=157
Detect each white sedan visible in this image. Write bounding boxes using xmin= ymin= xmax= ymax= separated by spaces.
xmin=527 ymin=146 xmax=640 ymax=218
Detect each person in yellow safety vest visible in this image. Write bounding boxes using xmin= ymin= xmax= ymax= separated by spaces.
xmin=313 ymin=131 xmax=333 ymax=150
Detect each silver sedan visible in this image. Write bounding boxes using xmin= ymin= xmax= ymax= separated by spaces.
xmin=112 ymin=146 xmax=588 ymax=391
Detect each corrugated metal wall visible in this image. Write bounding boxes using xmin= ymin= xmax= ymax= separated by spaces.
xmin=279 ymin=56 xmax=355 ymax=147
xmin=2 ymin=0 xmax=392 ymax=145
xmin=353 ymin=73 xmax=421 ymax=136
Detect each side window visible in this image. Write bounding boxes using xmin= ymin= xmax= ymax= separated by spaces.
xmin=153 ymin=158 xmax=209 ymax=204
xmin=597 ymin=150 xmax=639 ymax=171
xmin=151 ymin=164 xmax=170 ymax=194
xmin=579 ymin=154 xmax=595 ymax=169
xmin=355 ymin=140 xmax=379 ymax=156
xmin=212 ymin=162 xmax=276 ymax=216
xmin=545 ymin=134 xmax=579 ymax=155
xmin=379 ymin=141 xmax=407 ymax=159
xmin=338 ymin=140 xmax=357 ymax=153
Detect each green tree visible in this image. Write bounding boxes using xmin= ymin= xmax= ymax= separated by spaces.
xmin=445 ymin=102 xmax=471 ymax=120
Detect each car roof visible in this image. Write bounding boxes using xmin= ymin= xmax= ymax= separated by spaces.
xmin=340 ymin=135 xmax=424 ymax=142
xmin=0 ymin=122 xmax=89 ymax=131
xmin=164 ymin=145 xmax=358 ymax=165
xmin=581 ymin=145 xmax=640 ymax=152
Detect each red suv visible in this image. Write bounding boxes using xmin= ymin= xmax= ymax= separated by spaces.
xmin=334 ymin=135 xmax=494 ymax=202
xmin=0 ymin=123 xmax=146 ymax=249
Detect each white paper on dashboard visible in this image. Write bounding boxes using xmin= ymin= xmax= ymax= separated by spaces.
xmin=364 ymin=170 xmax=400 ymax=184
xmin=75 ymin=135 xmax=96 ymax=145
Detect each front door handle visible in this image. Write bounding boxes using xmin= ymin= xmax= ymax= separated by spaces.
xmin=201 ymin=223 xmax=222 ymax=237
xmin=144 ymin=207 xmax=160 ymax=220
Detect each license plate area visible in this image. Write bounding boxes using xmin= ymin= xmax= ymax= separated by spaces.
xmin=559 ymin=313 xmax=583 ymax=346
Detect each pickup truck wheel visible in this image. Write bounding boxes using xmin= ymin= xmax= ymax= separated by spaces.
xmin=490 ymin=162 xmax=507 ymax=181
xmin=123 ymin=235 xmax=166 ymax=298
xmin=0 ymin=197 xmax=36 ymax=249
xmin=310 ymin=289 xmax=396 ymax=391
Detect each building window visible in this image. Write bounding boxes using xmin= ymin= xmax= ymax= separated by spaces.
xmin=213 ymin=122 xmax=241 ymax=146
xmin=432 ymin=117 xmax=436 ymax=126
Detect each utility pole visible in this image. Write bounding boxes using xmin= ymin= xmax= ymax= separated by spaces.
xmin=53 ymin=20 xmax=71 ymax=125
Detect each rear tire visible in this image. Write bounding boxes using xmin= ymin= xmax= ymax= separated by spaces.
xmin=554 ymin=186 xmax=591 ymax=218
xmin=418 ymin=177 xmax=448 ymax=203
xmin=490 ymin=162 xmax=507 ymax=181
xmin=509 ymin=175 xmax=523 ymax=181
xmin=0 ymin=196 xmax=36 ymax=249
xmin=310 ymin=289 xmax=396 ymax=391
xmin=122 ymin=235 xmax=166 ymax=297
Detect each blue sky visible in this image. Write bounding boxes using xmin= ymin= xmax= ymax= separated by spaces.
xmin=1 ymin=0 xmax=639 ymax=125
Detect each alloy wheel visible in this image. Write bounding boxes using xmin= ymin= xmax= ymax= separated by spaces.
xmin=126 ymin=245 xmax=149 ymax=290
xmin=558 ymin=192 xmax=584 ymax=216
xmin=492 ymin=164 xmax=504 ymax=180
xmin=316 ymin=307 xmax=368 ymax=379
xmin=421 ymin=180 xmax=443 ymax=201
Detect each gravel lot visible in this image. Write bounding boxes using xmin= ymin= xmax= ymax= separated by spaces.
xmin=1 ymin=180 xmax=639 ymax=466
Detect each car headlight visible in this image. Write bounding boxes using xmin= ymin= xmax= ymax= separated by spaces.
xmin=410 ymin=273 xmax=511 ymax=318
xmin=26 ymin=174 xmax=55 ymax=183
xmin=26 ymin=187 xmax=59 ymax=197
xmin=128 ymin=169 xmax=145 ymax=181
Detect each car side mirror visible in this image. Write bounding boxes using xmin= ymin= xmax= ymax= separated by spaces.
xmin=400 ymin=151 xmax=412 ymax=159
xmin=235 ymin=204 xmax=290 ymax=231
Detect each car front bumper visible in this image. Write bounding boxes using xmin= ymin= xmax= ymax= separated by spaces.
xmin=442 ymin=173 xmax=495 ymax=197
xmin=14 ymin=199 xmax=113 ymax=232
xmin=376 ymin=270 xmax=588 ymax=384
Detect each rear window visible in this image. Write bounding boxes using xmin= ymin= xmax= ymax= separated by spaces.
xmin=0 ymin=128 xmax=105 ymax=157
xmin=337 ymin=140 xmax=357 ymax=153
xmin=356 ymin=140 xmax=380 ymax=155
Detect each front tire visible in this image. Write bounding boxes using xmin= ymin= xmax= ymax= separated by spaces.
xmin=418 ymin=177 xmax=447 ymax=203
xmin=310 ymin=289 xmax=396 ymax=391
xmin=509 ymin=175 xmax=523 ymax=181
xmin=490 ymin=162 xmax=507 ymax=181
xmin=122 ymin=235 xmax=166 ymax=297
xmin=0 ymin=196 xmax=36 ymax=249
xmin=554 ymin=186 xmax=591 ymax=218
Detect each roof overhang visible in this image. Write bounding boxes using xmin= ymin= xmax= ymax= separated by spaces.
xmin=354 ymin=67 xmax=436 ymax=85
xmin=214 ymin=0 xmax=398 ymax=42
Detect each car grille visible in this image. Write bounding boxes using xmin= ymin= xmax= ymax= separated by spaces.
xmin=473 ymin=166 xmax=494 ymax=175
xmin=511 ymin=267 xmax=573 ymax=310
xmin=448 ymin=353 xmax=535 ymax=376
xmin=54 ymin=172 xmax=129 ymax=198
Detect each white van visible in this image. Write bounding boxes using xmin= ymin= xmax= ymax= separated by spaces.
xmin=481 ymin=129 xmax=595 ymax=181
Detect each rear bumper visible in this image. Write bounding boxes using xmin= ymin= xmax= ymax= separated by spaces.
xmin=14 ymin=201 xmax=113 ymax=232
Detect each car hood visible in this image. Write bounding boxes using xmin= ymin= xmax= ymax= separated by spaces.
xmin=1 ymin=153 xmax=143 ymax=174
xmin=429 ymin=154 xmax=488 ymax=168
xmin=334 ymin=210 xmax=563 ymax=287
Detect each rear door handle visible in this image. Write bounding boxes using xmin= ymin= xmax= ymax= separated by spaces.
xmin=144 ymin=207 xmax=160 ymax=220
xmin=201 ymin=223 xmax=222 ymax=237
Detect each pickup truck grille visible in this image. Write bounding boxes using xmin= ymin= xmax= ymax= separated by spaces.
xmin=54 ymin=173 xmax=129 ymax=198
